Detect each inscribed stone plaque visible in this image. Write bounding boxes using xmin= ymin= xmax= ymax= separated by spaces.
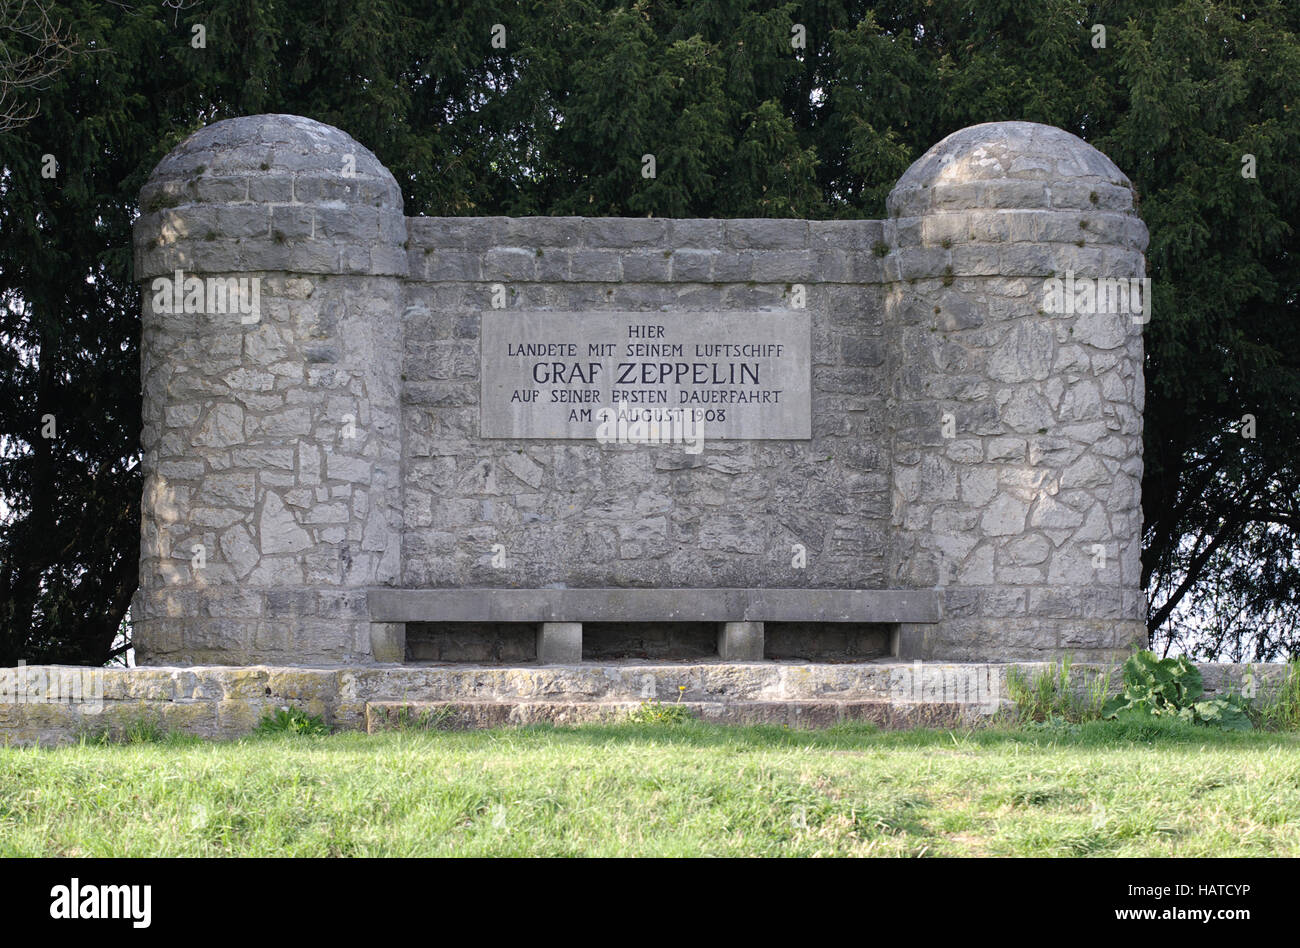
xmin=480 ymin=311 xmax=811 ymax=439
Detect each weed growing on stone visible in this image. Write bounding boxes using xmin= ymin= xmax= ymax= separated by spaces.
xmin=1262 ymin=660 xmax=1300 ymax=730
xmin=254 ymin=706 xmax=329 ymax=737
xmin=628 ymin=686 xmax=694 ymax=724
xmin=143 ymin=191 xmax=181 ymax=213
xmin=77 ymin=712 xmax=171 ymax=746
xmin=1005 ymin=656 xmax=1110 ymax=725
xmin=386 ymin=705 xmax=458 ymax=731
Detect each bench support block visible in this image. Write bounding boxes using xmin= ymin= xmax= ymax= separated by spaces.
xmin=370 ymin=622 xmax=406 ymax=664
xmin=718 ymin=621 xmax=764 ymax=661
xmin=891 ymin=623 xmax=926 ymax=660
xmin=537 ymin=622 xmax=583 ymax=664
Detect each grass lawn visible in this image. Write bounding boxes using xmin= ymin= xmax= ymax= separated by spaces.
xmin=2 ymin=718 xmax=1299 ymax=857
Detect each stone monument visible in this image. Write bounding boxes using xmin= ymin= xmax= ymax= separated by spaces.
xmin=131 ymin=113 xmax=1149 ymax=668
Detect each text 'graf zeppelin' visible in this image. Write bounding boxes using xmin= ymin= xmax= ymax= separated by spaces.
xmin=480 ymin=311 xmax=812 ymax=439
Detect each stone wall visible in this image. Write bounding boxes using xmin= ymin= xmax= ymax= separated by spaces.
xmin=400 ymin=217 xmax=891 ymax=591
xmin=131 ymin=114 xmax=1149 ymax=664
xmin=0 ymin=662 xmax=1279 ymax=747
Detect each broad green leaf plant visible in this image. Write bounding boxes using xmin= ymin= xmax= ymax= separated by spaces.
xmin=1102 ymin=651 xmax=1253 ymax=731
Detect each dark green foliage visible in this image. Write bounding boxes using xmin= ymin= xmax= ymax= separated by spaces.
xmin=1 ymin=1 xmax=1297 ymax=662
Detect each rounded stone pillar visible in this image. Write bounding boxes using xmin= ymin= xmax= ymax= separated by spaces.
xmin=132 ymin=114 xmax=406 ymax=663
xmin=884 ymin=121 xmax=1148 ymax=660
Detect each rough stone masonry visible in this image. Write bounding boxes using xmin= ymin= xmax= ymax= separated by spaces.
xmin=129 ymin=113 xmax=1149 ymax=666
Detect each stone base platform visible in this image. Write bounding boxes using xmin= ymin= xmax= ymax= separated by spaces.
xmin=365 ymin=699 xmax=994 ymax=732
xmin=0 ymin=661 xmax=1277 ymax=746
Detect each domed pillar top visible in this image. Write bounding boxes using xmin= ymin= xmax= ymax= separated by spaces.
xmin=889 ymin=120 xmax=1144 ymax=224
xmin=134 ymin=113 xmax=407 ymax=281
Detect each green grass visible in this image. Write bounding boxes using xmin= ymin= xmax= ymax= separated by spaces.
xmin=1262 ymin=660 xmax=1300 ymax=730
xmin=3 ymin=720 xmax=1299 ymax=856
xmin=1006 ymin=657 xmax=1111 ymax=724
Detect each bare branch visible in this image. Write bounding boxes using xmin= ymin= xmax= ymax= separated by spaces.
xmin=0 ymin=0 xmax=81 ymax=133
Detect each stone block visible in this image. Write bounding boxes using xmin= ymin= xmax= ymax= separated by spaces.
xmin=717 ymin=622 xmax=764 ymax=661
xmin=537 ymin=622 xmax=582 ymax=664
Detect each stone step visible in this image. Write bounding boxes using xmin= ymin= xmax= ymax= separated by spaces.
xmin=365 ymin=698 xmax=1010 ymax=732
xmin=1 ymin=661 xmax=1273 ymax=746
xmin=348 ymin=660 xmax=1014 ymax=704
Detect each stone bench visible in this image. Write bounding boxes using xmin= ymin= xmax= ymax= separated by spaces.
xmin=367 ymin=588 xmax=942 ymax=663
